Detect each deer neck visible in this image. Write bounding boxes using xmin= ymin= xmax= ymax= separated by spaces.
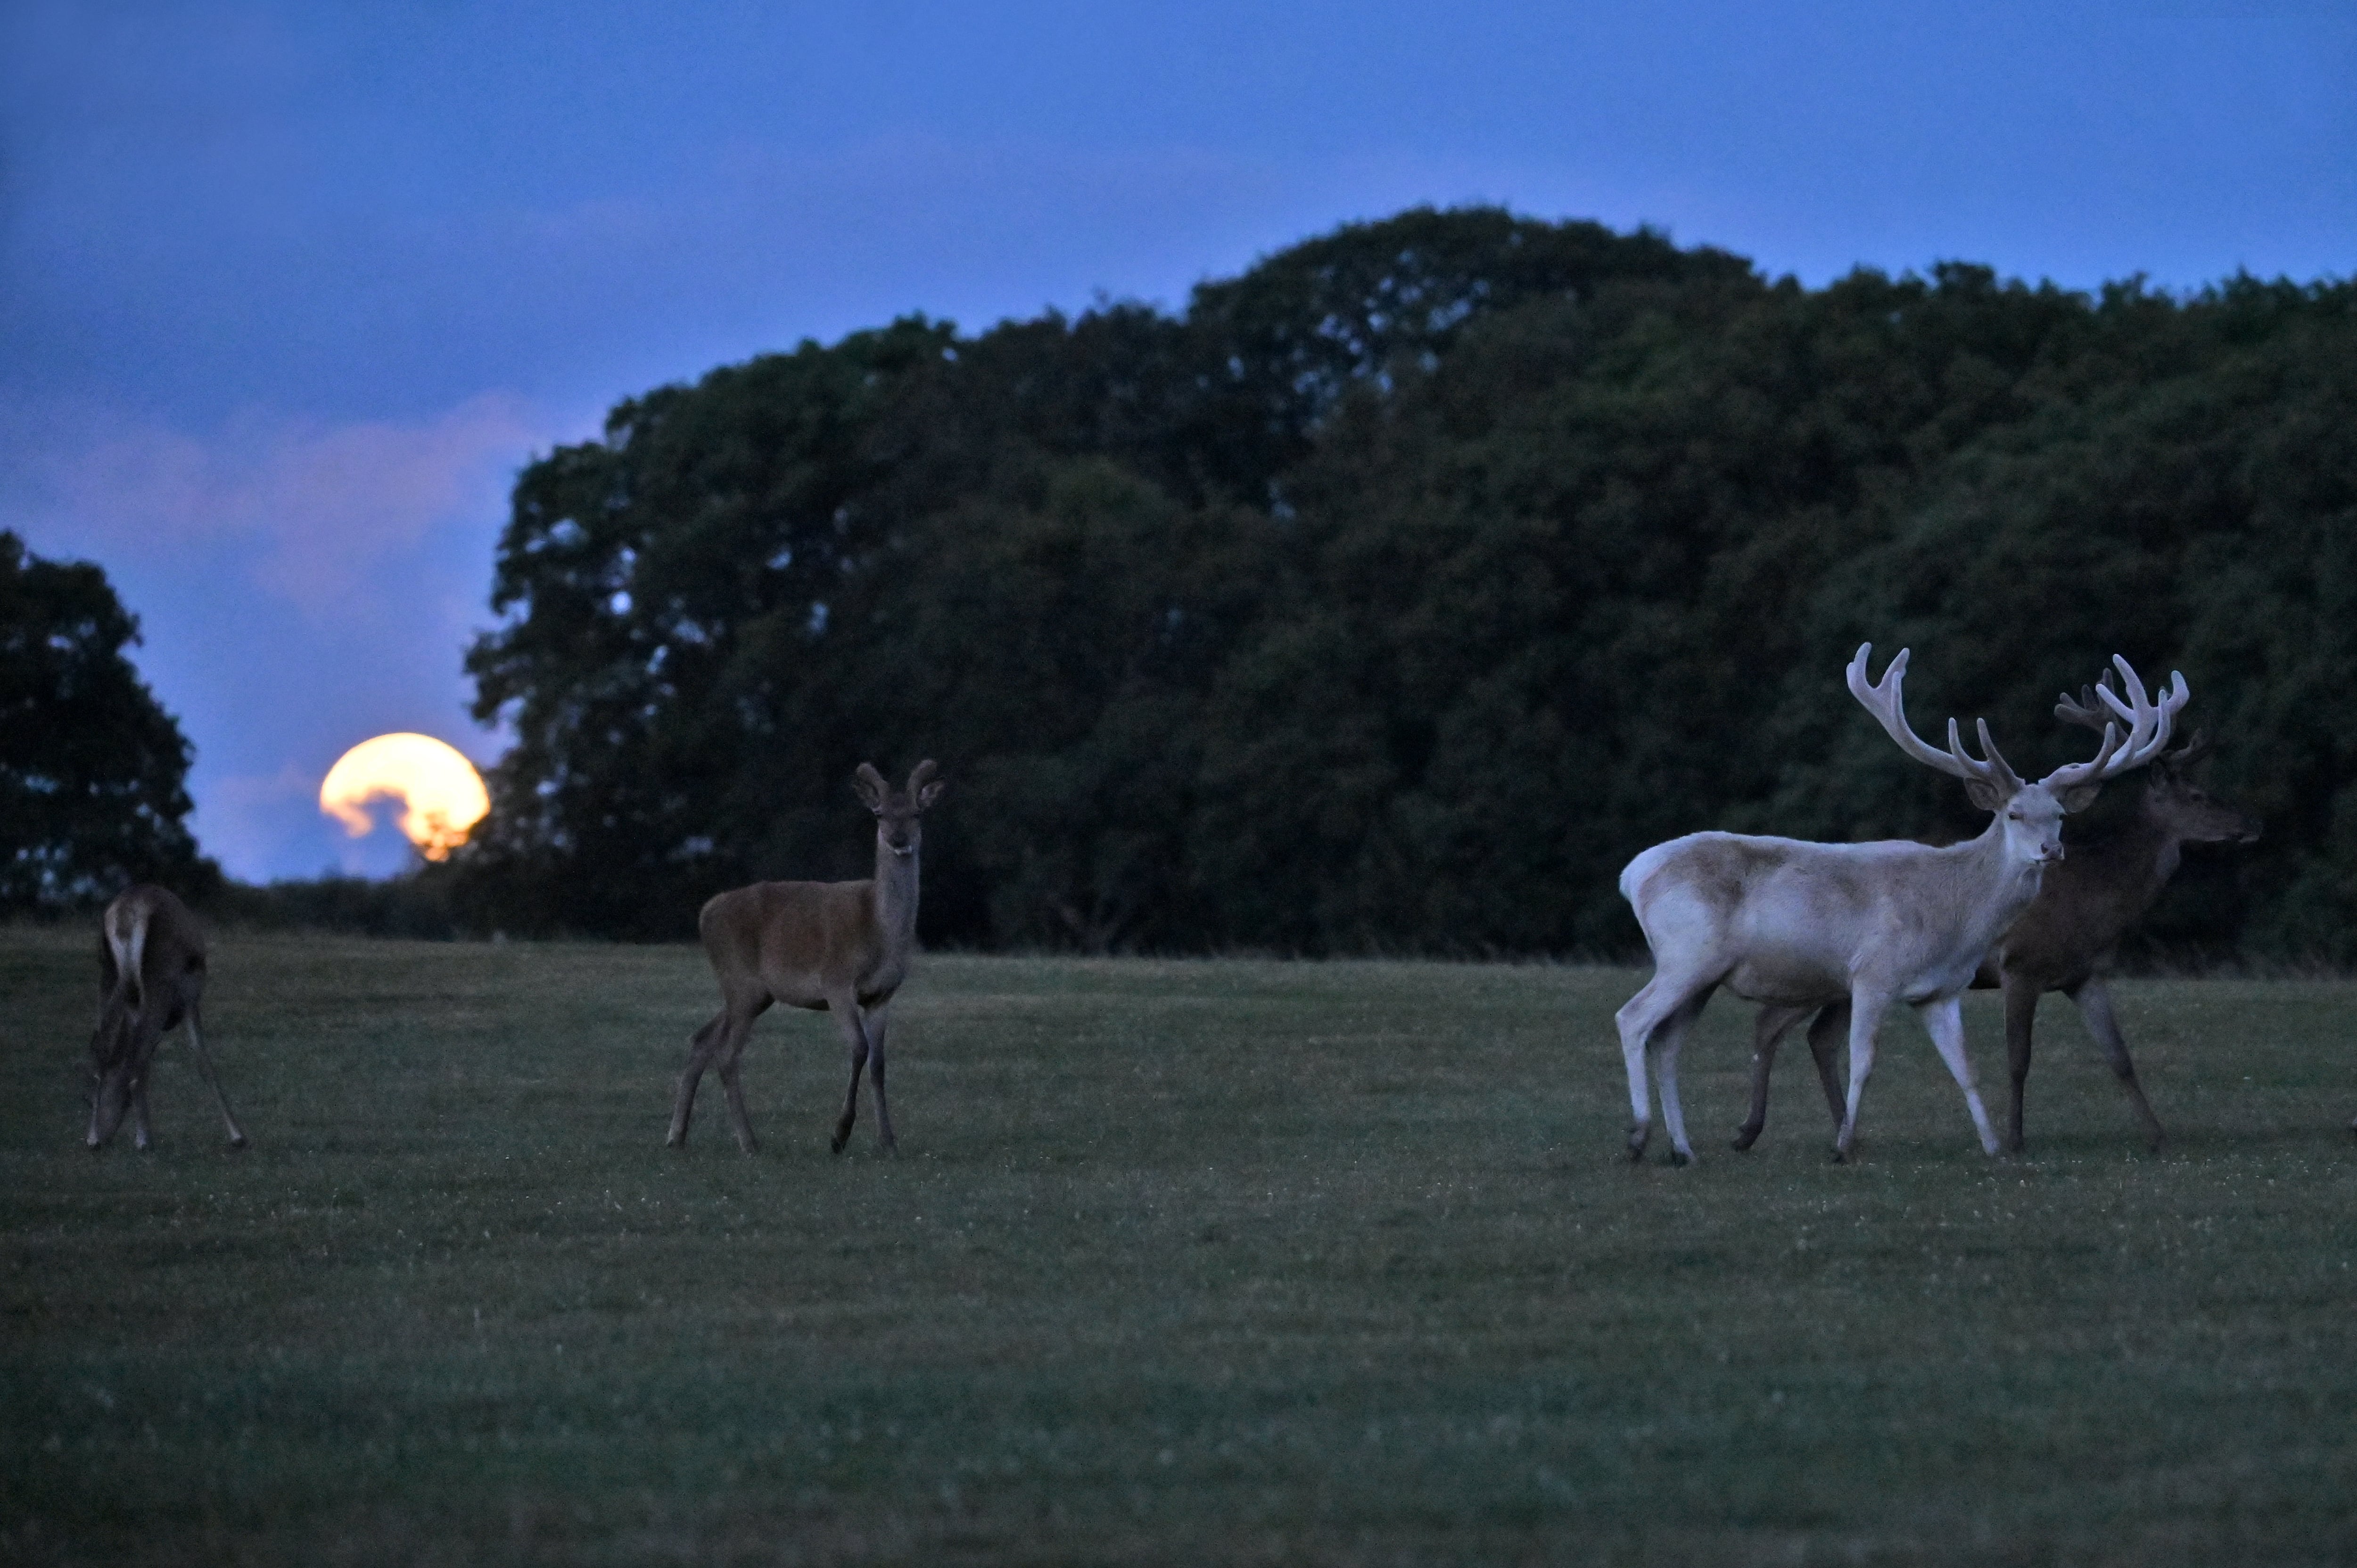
xmin=873 ymin=831 xmax=921 ymax=940
xmin=1957 ymin=815 xmax=2050 ymax=943
xmin=2127 ymin=805 xmax=2185 ymax=904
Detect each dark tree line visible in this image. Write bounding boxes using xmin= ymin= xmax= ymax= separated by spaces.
xmin=456 ymin=208 xmax=2357 ymax=961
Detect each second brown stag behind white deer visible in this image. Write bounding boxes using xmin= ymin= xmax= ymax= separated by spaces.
xmin=668 ymin=761 xmax=944 ymax=1156
xmin=1615 ymin=645 xmax=2184 ymax=1164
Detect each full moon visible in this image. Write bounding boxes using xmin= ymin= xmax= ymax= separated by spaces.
xmin=319 ymin=734 xmax=491 ymax=862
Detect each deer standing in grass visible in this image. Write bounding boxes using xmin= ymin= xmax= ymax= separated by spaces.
xmin=1732 ymin=688 xmax=2257 ymax=1156
xmin=668 ymin=761 xmax=944 ymax=1156
xmin=1615 ymin=645 xmax=2184 ymax=1165
xmin=87 ymin=885 xmax=248 ymax=1151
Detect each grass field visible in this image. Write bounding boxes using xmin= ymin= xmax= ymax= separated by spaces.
xmin=2 ymin=926 xmax=2353 ymax=1565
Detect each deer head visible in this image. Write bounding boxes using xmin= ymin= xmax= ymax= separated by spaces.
xmin=1847 ymin=646 xmax=2187 ymax=866
xmin=852 ymin=760 xmax=946 ymax=858
xmin=2055 ymin=684 xmax=2259 ymax=847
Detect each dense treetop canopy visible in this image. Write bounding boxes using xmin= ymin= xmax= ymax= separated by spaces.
xmin=0 ymin=532 xmax=214 ymax=910
xmin=459 ymin=208 xmax=2357 ymax=960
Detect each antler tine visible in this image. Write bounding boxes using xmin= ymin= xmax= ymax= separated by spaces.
xmin=1968 ymin=717 xmax=2025 ymax=794
xmin=2044 ymin=655 xmax=2184 ymax=788
xmin=2094 ymin=657 xmax=2153 ymax=751
xmin=1846 ymin=644 xmax=1997 ymax=784
xmin=2091 ymin=656 xmax=2189 ymax=772
xmin=2053 ymin=671 xmax=2118 ymax=734
xmin=2163 ymin=727 xmax=2213 ymax=770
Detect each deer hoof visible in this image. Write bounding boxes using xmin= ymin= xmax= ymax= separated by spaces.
xmin=1829 ymin=1149 xmax=1849 ymax=1165
xmin=1731 ymin=1128 xmax=1760 ymax=1152
xmin=1625 ymin=1127 xmax=1649 ymax=1162
xmin=229 ymin=1134 xmax=249 ymax=1151
xmin=1667 ymin=1150 xmax=1691 ymax=1168
xmin=829 ymin=1133 xmax=849 ymax=1156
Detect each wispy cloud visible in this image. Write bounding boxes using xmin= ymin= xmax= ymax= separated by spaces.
xmin=12 ymin=392 xmax=553 ymax=616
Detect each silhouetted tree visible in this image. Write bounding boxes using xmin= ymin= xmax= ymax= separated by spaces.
xmin=0 ymin=532 xmax=216 ymax=909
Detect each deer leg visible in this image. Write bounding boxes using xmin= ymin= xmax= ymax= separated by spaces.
xmin=668 ymin=1009 xmax=739 ymax=1149
xmin=1734 ymin=1004 xmax=1813 ymax=1151
xmin=1652 ymin=1024 xmax=1692 ymax=1166
xmin=181 ymin=1000 xmax=248 ymax=1149
xmin=89 ymin=998 xmax=164 ymax=1151
xmin=1919 ymin=994 xmax=2001 ymax=1155
xmin=827 ymin=996 xmax=872 ymax=1156
xmin=86 ymin=1067 xmax=118 ymax=1149
xmin=1833 ymin=993 xmax=1892 ymax=1163
xmin=716 ymin=1039 xmax=761 ymax=1157
xmin=863 ymin=1003 xmax=898 ymax=1154
xmin=2002 ymin=972 xmax=2041 ymax=1154
xmin=1651 ymin=988 xmax=1715 ymax=1166
xmin=1805 ymin=1002 xmax=1850 ymax=1132
xmin=708 ymin=1000 xmax=767 ymax=1156
xmin=2069 ymin=978 xmax=2165 ymax=1151
xmin=129 ymin=1074 xmax=154 ymax=1152
xmin=1615 ymin=971 xmax=1713 ymax=1162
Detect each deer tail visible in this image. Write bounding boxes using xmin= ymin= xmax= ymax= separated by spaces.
xmin=107 ymin=898 xmax=150 ymax=1019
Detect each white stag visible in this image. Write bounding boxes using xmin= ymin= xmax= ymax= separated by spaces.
xmin=1614 ymin=645 xmax=2184 ymax=1164
xmin=668 ymin=761 xmax=944 ymax=1156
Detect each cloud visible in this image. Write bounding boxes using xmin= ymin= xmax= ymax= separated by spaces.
xmin=12 ymin=392 xmax=557 ymax=616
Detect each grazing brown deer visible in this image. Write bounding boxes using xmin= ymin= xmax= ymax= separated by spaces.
xmin=87 ymin=885 xmax=248 ymax=1151
xmin=1733 ymin=690 xmax=2257 ymax=1155
xmin=1616 ymin=646 xmax=2184 ymax=1164
xmin=668 ymin=761 xmax=944 ymax=1156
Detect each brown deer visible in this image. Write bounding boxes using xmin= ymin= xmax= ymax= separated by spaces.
xmin=1733 ymin=688 xmax=2257 ymax=1155
xmin=1616 ymin=646 xmax=2183 ymax=1165
xmin=667 ymin=761 xmax=944 ymax=1156
xmin=87 ymin=885 xmax=248 ymax=1151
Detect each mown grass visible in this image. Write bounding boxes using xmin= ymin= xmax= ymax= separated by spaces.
xmin=2 ymin=926 xmax=2353 ymax=1565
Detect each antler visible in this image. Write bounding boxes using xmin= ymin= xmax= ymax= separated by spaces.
xmin=1846 ymin=645 xmax=2025 ymax=793
xmin=2061 ymin=678 xmax=2208 ymax=773
xmin=2053 ymin=679 xmax=2112 ymax=736
xmin=2044 ymin=656 xmax=2187 ymax=789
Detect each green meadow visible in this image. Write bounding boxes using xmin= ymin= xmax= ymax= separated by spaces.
xmin=2 ymin=926 xmax=2353 ymax=1565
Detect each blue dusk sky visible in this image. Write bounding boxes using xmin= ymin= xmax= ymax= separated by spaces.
xmin=2 ymin=2 xmax=2351 ymax=880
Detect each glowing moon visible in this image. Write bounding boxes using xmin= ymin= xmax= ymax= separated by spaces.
xmin=319 ymin=734 xmax=490 ymax=862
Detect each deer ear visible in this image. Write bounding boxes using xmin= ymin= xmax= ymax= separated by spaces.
xmin=2056 ymin=780 xmax=2103 ymax=813
xmin=852 ymin=763 xmax=888 ymax=811
xmin=1963 ymin=778 xmax=2008 ymax=812
xmin=916 ymin=778 xmax=945 ymax=810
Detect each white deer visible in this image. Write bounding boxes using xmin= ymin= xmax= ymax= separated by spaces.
xmin=1615 ymin=645 xmax=2184 ymax=1164
xmin=667 ymin=761 xmax=944 ymax=1156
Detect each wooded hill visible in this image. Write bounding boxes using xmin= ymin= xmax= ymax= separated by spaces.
xmin=456 ymin=207 xmax=2357 ymax=961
